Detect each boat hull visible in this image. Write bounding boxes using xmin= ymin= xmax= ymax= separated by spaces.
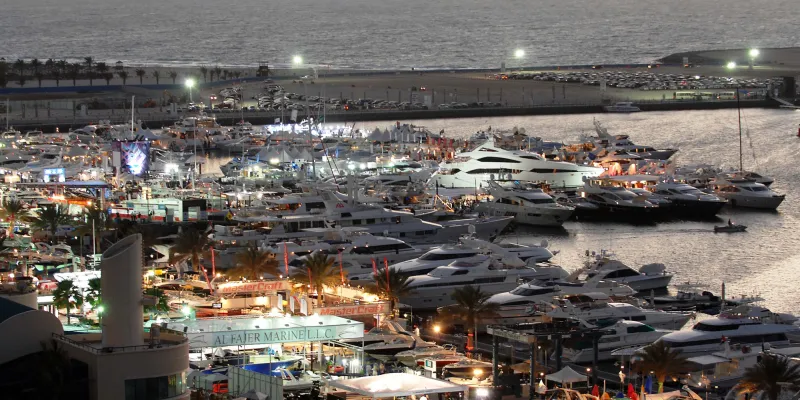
xmin=474 ymin=203 xmax=573 ymax=227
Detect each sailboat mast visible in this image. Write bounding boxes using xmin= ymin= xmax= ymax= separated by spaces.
xmin=737 ymin=88 xmax=743 ymax=171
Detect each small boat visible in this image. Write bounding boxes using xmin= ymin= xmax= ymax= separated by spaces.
xmin=603 ymin=102 xmax=641 ymax=113
xmin=714 ymin=224 xmax=747 ymax=233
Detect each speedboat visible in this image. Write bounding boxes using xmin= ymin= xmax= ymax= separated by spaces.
xmin=474 ymin=181 xmax=575 ymax=227
xmin=363 ymin=336 xmax=438 ymax=362
xmin=562 ymin=320 xmax=671 ymax=363
xmin=649 ymin=286 xmax=724 ymax=313
xmin=395 ymin=344 xmax=460 ymax=367
xmin=430 ymin=140 xmax=603 ymax=189
xmin=400 ymin=254 xmax=569 ymax=310
xmin=711 ymin=176 xmax=784 ymax=210
xmin=590 ymin=120 xmax=677 ymax=160
xmin=546 ymin=293 xmax=692 ymax=329
xmin=656 ymin=306 xmax=800 ymax=356
xmin=576 ymin=179 xmax=665 ymax=221
xmin=714 ymin=223 xmax=747 ymax=233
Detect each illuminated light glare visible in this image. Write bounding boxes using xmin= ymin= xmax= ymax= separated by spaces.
xmin=749 ymin=49 xmax=760 ymax=58
xmin=433 ymin=325 xmax=441 ymax=333
xmin=292 ymin=55 xmax=303 ymax=65
xmin=476 ymin=388 xmax=489 ymax=397
xmin=726 ymin=61 xmax=737 ymax=70
xmin=514 ymin=49 xmax=525 ymax=59
xmin=97 ymin=305 xmax=105 ymax=314
xmin=184 ymin=78 xmax=196 ymax=89
xmin=181 ymin=305 xmax=192 ymax=316
xmin=473 ymin=368 xmax=483 ymax=377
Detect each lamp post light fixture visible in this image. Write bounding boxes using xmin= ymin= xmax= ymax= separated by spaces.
xmin=184 ymin=78 xmax=196 ymax=103
xmin=726 ymin=61 xmax=737 ymax=70
xmin=293 ymin=55 xmax=303 ymax=66
xmin=748 ymin=49 xmax=759 ymax=69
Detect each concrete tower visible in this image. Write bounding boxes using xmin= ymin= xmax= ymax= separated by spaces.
xmin=101 ymin=233 xmax=144 ymax=347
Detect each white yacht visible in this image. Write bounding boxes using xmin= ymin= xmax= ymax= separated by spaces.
xmin=430 ymin=141 xmax=603 ymax=189
xmin=657 ymin=310 xmax=800 ymax=356
xmin=475 ymin=181 xmax=575 ymax=227
xmin=591 ymin=120 xmax=677 ymax=160
xmin=400 ymin=255 xmax=569 ymax=310
xmin=395 ymin=344 xmax=459 ymax=367
xmin=577 ymin=179 xmax=664 ymax=220
xmin=488 ymin=280 xmax=636 ymax=306
xmin=648 ymin=181 xmax=726 ymax=218
xmin=711 ymin=176 xmax=784 ymax=210
xmin=603 ymin=102 xmax=642 ymax=113
xmin=391 ymin=235 xmax=555 ymax=277
xmin=562 ymin=320 xmax=671 ymax=363
xmin=575 ymin=252 xmax=673 ymax=291
xmin=546 ymin=293 xmax=692 ymax=329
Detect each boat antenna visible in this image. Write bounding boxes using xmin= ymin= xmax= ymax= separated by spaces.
xmin=736 ymin=87 xmax=743 ymax=171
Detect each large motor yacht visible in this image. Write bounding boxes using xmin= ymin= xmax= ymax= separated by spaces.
xmin=390 ymin=235 xmax=555 ymax=277
xmin=546 ymin=293 xmax=692 ymax=329
xmin=576 ymin=178 xmax=665 ymax=221
xmin=711 ymin=176 xmax=784 ymax=210
xmin=474 ymin=181 xmax=575 ymax=227
xmin=575 ymin=251 xmax=673 ymax=291
xmin=488 ymin=280 xmax=636 ymax=306
xmin=399 ymin=255 xmax=569 ymax=310
xmin=562 ymin=320 xmax=672 ymax=363
xmin=656 ymin=306 xmax=800 ymax=356
xmin=648 ymin=181 xmax=726 ymax=218
xmin=430 ymin=141 xmax=603 ymax=189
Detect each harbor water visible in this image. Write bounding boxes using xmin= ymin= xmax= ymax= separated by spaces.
xmin=204 ymin=108 xmax=800 ymax=313
xmin=3 ymin=0 xmax=799 ymax=69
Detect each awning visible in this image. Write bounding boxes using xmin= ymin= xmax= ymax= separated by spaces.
xmin=546 ymin=366 xmax=587 ymax=384
xmin=686 ymin=355 xmax=730 ymax=366
xmin=327 ymin=373 xmax=466 ymax=398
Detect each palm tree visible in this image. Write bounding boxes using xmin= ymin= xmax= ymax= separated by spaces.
xmin=118 ymin=70 xmax=129 ymax=85
xmin=75 ymin=203 xmax=108 ymax=254
xmin=209 ymin=69 xmax=216 ymax=81
xmin=143 ymin=287 xmax=169 ymax=316
xmin=44 ymin=58 xmax=55 ymax=71
xmin=56 ymin=59 xmax=68 ymax=74
xmin=52 ymin=69 xmax=61 ymax=87
xmin=637 ymin=340 xmax=690 ymax=393
xmin=169 ymin=71 xmax=178 ymax=84
xmin=35 ymin=72 xmax=44 ymax=87
xmin=84 ymin=277 xmax=102 ymax=311
xmin=737 ymin=354 xmax=800 ymax=400
xmin=13 ymin=59 xmax=25 ymax=77
xmin=30 ymin=58 xmax=41 ymax=75
xmin=103 ymin=72 xmax=113 ymax=85
xmin=84 ymin=57 xmax=94 ymax=86
xmin=0 ymin=199 xmax=25 ymax=237
xmin=152 ymin=70 xmax=160 ymax=84
xmin=169 ymin=226 xmax=210 ymax=273
xmin=438 ymin=285 xmax=499 ymax=350
xmin=52 ymin=279 xmax=83 ymax=325
xmin=365 ymin=266 xmax=414 ymax=313
xmin=16 ymin=75 xmax=25 ymax=87
xmin=94 ymin=61 xmax=108 ymax=75
xmin=200 ymin=66 xmax=208 ymax=82
xmin=24 ymin=204 xmax=72 ymax=237
xmin=229 ymin=245 xmax=280 ymax=280
xmin=135 ymin=68 xmax=146 ymax=84
xmin=290 ymin=252 xmax=340 ymax=305
xmin=214 ymin=66 xmax=222 ymax=81
xmin=69 ymin=64 xmax=80 ymax=86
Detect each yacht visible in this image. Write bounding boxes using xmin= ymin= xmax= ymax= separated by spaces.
xmin=577 ymin=179 xmax=665 ymax=221
xmin=591 ymin=120 xmax=678 ymax=160
xmin=399 ymin=255 xmax=569 ymax=309
xmin=395 ymin=344 xmax=460 ymax=367
xmin=656 ymin=309 xmax=800 ymax=356
xmin=474 ymin=181 xmax=575 ymax=227
xmin=546 ymin=293 xmax=692 ymax=329
xmin=430 ymin=141 xmax=604 ymax=189
xmin=603 ymin=102 xmax=642 ymax=113
xmin=391 ymin=235 xmax=555 ymax=277
xmin=576 ymin=251 xmax=673 ymax=291
xmin=562 ymin=320 xmax=671 ymax=363
xmin=685 ymin=345 xmax=800 ymax=390
xmin=648 ymin=181 xmax=726 ymax=218
xmin=339 ymin=320 xmax=408 ymax=347
xmin=711 ymin=176 xmax=784 ymax=210
xmin=441 ymin=359 xmax=493 ymax=378
xmin=363 ymin=335 xmax=438 ymax=361
xmin=488 ymin=280 xmax=636 ymax=306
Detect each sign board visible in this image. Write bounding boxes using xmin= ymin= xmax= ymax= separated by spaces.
xmin=187 ymin=323 xmax=363 ymax=347
xmin=212 ymin=302 xmax=222 ymax=309
xmin=43 ymin=168 xmax=65 ymax=176
xmin=216 ymin=280 xmax=292 ymax=294
xmin=314 ymin=302 xmax=391 ymax=317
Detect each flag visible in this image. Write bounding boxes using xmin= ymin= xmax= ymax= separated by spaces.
xmin=338 ymin=250 xmax=345 ymax=284
xmin=627 ymin=383 xmax=636 ymax=399
xmin=591 ymin=385 xmax=600 ymax=397
xmin=283 ymin=242 xmax=289 ymax=276
xmin=372 ymin=258 xmax=377 ymax=275
xmin=644 ymin=376 xmax=653 ymax=394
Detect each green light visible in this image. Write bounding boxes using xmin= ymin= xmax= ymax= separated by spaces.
xmin=97 ymin=305 xmax=105 ymax=314
xmin=181 ymin=305 xmax=191 ymax=316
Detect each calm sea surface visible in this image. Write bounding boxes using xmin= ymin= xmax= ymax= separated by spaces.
xmin=205 ymin=109 xmax=800 ymax=312
xmin=2 ymin=0 xmax=799 ymax=69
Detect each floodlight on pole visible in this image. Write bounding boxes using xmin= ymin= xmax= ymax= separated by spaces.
xmin=293 ymin=55 xmax=303 ymax=66
xmin=184 ymin=78 xmax=196 ymax=103
xmin=726 ymin=61 xmax=737 ymax=70
xmin=514 ymin=49 xmax=525 ymax=59
xmin=749 ymin=49 xmax=760 ymax=58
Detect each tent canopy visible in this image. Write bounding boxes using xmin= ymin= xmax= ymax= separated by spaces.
xmin=327 ymin=373 xmax=466 ymax=398
xmin=546 ymin=366 xmax=587 ymax=384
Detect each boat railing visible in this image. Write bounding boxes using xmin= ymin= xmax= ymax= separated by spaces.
xmin=52 ymin=330 xmax=187 ymax=354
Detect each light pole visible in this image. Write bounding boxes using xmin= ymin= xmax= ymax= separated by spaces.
xmin=185 ymin=78 xmax=196 ymax=103
xmin=726 ymin=61 xmax=737 ymax=72
xmin=514 ymin=49 xmax=525 ymax=72
xmin=748 ymin=49 xmax=759 ymax=70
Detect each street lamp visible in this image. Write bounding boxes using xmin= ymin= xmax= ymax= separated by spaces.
xmin=433 ymin=324 xmax=441 ymax=333
xmin=748 ymin=49 xmax=759 ymax=69
xmin=185 ymin=78 xmax=196 ymax=103
xmin=514 ymin=49 xmax=525 ymax=59
xmin=726 ymin=61 xmax=737 ymax=70
xmin=293 ymin=55 xmax=303 ymax=66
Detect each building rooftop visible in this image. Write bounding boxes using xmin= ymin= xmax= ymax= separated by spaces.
xmin=0 ymin=296 xmax=35 ymax=325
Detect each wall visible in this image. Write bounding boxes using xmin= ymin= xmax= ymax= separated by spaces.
xmin=228 ymin=366 xmax=283 ymax=399
xmin=61 ymin=332 xmax=189 ymax=400
xmin=0 ymin=289 xmax=38 ymax=309
xmin=0 ymin=310 xmax=64 ymax=365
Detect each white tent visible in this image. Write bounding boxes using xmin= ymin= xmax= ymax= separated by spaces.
xmin=546 ymin=366 xmax=587 ymax=384
xmin=327 ymin=373 xmax=466 ymax=398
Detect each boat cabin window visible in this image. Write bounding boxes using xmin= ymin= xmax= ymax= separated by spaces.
xmin=351 ymin=243 xmax=413 ymax=254
xmin=419 ymin=252 xmax=477 ymax=261
xmin=626 ymin=324 xmax=656 ymax=334
xmin=510 ymin=287 xmax=555 ymax=296
xmin=602 ymin=269 xmax=641 ymax=278
xmin=477 ymin=157 xmax=520 ymax=163
xmin=693 ymin=321 xmax=760 ymax=331
xmin=742 ymin=186 xmax=767 ymax=192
